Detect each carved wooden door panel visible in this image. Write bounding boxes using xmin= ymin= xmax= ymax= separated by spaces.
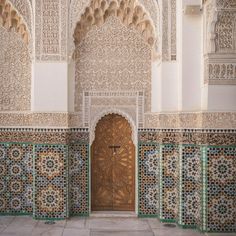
xmin=91 ymin=114 xmax=135 ymax=211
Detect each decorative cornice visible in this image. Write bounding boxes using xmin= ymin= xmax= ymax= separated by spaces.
xmin=0 ymin=112 xmax=235 ymax=130
xmin=145 ymin=112 xmax=236 ymax=129
xmin=138 ymin=128 xmax=236 ymax=146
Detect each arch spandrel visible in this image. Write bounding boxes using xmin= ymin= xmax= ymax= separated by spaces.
xmin=0 ymin=0 xmax=31 ymax=45
xmin=73 ymin=0 xmax=156 ymax=48
xmin=69 ymin=0 xmax=160 ymax=59
xmin=90 ymin=108 xmax=137 ymax=145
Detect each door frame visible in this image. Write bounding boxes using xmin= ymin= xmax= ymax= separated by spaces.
xmin=89 ymin=109 xmax=138 ymax=214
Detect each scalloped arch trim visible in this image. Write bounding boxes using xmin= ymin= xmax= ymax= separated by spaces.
xmin=90 ymin=108 xmax=137 ymax=145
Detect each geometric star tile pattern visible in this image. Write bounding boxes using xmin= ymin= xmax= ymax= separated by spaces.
xmin=0 ymin=128 xmax=235 ymax=234
xmin=138 ymin=144 xmax=159 ymax=216
xmin=33 ymin=145 xmax=68 ymax=219
xmin=69 ymin=143 xmax=89 ymax=216
xmin=0 ymin=143 xmax=33 ymax=215
xmin=205 ymin=146 xmax=236 ymax=232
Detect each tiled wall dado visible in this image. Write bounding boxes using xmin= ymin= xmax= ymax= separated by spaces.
xmin=0 ymin=128 xmax=235 ymax=233
xmin=0 ymin=128 xmax=90 ymax=219
xmin=138 ymin=129 xmax=236 ymax=233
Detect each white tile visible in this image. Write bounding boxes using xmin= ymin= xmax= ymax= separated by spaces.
xmin=2 ymin=225 xmax=34 ymax=236
xmin=90 ymin=231 xmax=154 ymax=236
xmin=31 ymin=227 xmax=64 ymax=236
xmin=86 ymin=218 xmax=150 ymax=231
xmin=65 ymin=217 xmax=86 ymax=229
xmin=0 ymin=216 xmax=15 ymax=228
xmin=152 ymin=228 xmax=203 ymax=236
xmin=37 ymin=220 xmax=66 ymax=228
xmin=205 ymin=234 xmax=236 ymax=236
xmin=63 ymin=228 xmax=90 ymax=236
xmin=8 ymin=216 xmax=38 ymax=227
xmin=147 ymin=219 xmax=169 ymax=229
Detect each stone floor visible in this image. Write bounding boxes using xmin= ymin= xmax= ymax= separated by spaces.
xmin=0 ymin=216 xmax=234 ymax=236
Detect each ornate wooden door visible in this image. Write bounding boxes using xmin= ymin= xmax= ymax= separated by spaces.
xmin=91 ymin=114 xmax=135 ymax=211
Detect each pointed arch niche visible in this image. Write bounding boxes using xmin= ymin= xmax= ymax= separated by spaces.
xmin=0 ymin=0 xmax=31 ymax=111
xmin=72 ymin=0 xmax=157 ymax=125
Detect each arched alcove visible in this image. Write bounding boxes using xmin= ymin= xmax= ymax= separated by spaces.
xmin=91 ymin=113 xmax=135 ymax=211
xmin=73 ymin=16 xmax=152 ymax=116
xmin=0 ymin=1 xmax=31 ymax=111
xmin=68 ymin=0 xmax=161 ymax=57
xmin=90 ymin=108 xmax=137 ymax=145
xmin=0 ymin=27 xmax=31 ymax=111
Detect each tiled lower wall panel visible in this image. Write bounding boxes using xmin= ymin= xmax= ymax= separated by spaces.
xmin=69 ymin=143 xmax=89 ymax=216
xmin=138 ymin=130 xmax=236 ymax=233
xmin=178 ymin=145 xmax=201 ymax=227
xmin=138 ymin=143 xmax=159 ymax=216
xmin=0 ymin=143 xmax=33 ymax=215
xmin=203 ymin=146 xmax=236 ymax=232
xmin=160 ymin=144 xmax=179 ymax=221
xmin=34 ymin=145 xmax=68 ymax=219
xmin=0 ymin=129 xmax=235 ymax=233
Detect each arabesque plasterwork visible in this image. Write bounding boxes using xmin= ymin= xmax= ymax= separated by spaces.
xmin=203 ymin=0 xmax=236 ymax=85
xmin=162 ymin=0 xmax=176 ymax=61
xmin=0 ymin=112 xmax=236 ymax=130
xmin=0 ymin=27 xmax=31 ymax=111
xmin=69 ymin=0 xmax=160 ymax=59
xmin=74 ymin=17 xmax=152 ymax=115
xmin=35 ymin=0 xmax=68 ymax=61
xmin=0 ymin=0 xmax=30 ymax=44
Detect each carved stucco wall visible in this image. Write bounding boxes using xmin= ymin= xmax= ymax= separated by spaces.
xmin=162 ymin=0 xmax=176 ymax=61
xmin=9 ymin=0 xmax=33 ymax=35
xmin=0 ymin=27 xmax=31 ymax=111
xmin=69 ymin=0 xmax=160 ymax=58
xmin=35 ymin=0 xmax=68 ymax=61
xmin=8 ymin=0 xmax=33 ymax=56
xmin=134 ymin=0 xmax=160 ymax=54
xmin=204 ymin=0 xmax=236 ymax=85
xmin=74 ymin=17 xmax=152 ymax=121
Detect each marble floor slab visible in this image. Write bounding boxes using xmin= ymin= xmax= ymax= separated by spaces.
xmin=0 ymin=216 xmax=234 ymax=236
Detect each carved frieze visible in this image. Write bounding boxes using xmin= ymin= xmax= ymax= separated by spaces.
xmin=215 ymin=11 xmax=235 ymax=53
xmin=162 ymin=0 xmax=176 ymax=61
xmin=203 ymin=0 xmax=236 ymax=84
xmin=73 ymin=0 xmax=155 ymax=48
xmin=69 ymin=0 xmax=160 ymax=58
xmin=74 ymin=17 xmax=152 ymax=115
xmin=0 ymin=1 xmax=30 ymax=44
xmin=0 ymin=27 xmax=31 ymax=111
xmin=35 ymin=0 xmax=68 ymax=61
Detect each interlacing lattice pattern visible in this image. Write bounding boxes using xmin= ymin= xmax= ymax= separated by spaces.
xmin=73 ymin=0 xmax=155 ymax=47
xmin=0 ymin=0 xmax=29 ymax=44
xmin=34 ymin=145 xmax=68 ymax=219
xmin=69 ymin=144 xmax=89 ymax=216
xmin=0 ymin=128 xmax=235 ymax=234
xmin=0 ymin=27 xmax=31 ymax=111
xmin=138 ymin=129 xmax=236 ymax=233
xmin=138 ymin=144 xmax=159 ymax=216
xmin=178 ymin=145 xmax=201 ymax=227
xmin=160 ymin=145 xmax=179 ymax=220
xmin=74 ymin=17 xmax=152 ymax=113
xmin=205 ymin=147 xmax=236 ymax=232
xmin=0 ymin=143 xmax=33 ymax=214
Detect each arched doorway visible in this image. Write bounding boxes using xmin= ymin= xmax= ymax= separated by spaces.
xmin=91 ymin=114 xmax=135 ymax=211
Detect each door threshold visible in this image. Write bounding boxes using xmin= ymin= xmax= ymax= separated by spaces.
xmin=90 ymin=211 xmax=137 ymax=218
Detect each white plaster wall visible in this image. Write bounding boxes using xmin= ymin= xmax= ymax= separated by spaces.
xmin=32 ymin=62 xmax=68 ymax=112
xmin=179 ymin=0 xmax=202 ymax=112
xmin=161 ymin=62 xmax=179 ymax=112
xmin=206 ymin=86 xmax=236 ymax=111
xmin=201 ymin=85 xmax=208 ymax=110
xmin=152 ymin=61 xmax=162 ymax=112
xmin=68 ymin=61 xmax=75 ymax=112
